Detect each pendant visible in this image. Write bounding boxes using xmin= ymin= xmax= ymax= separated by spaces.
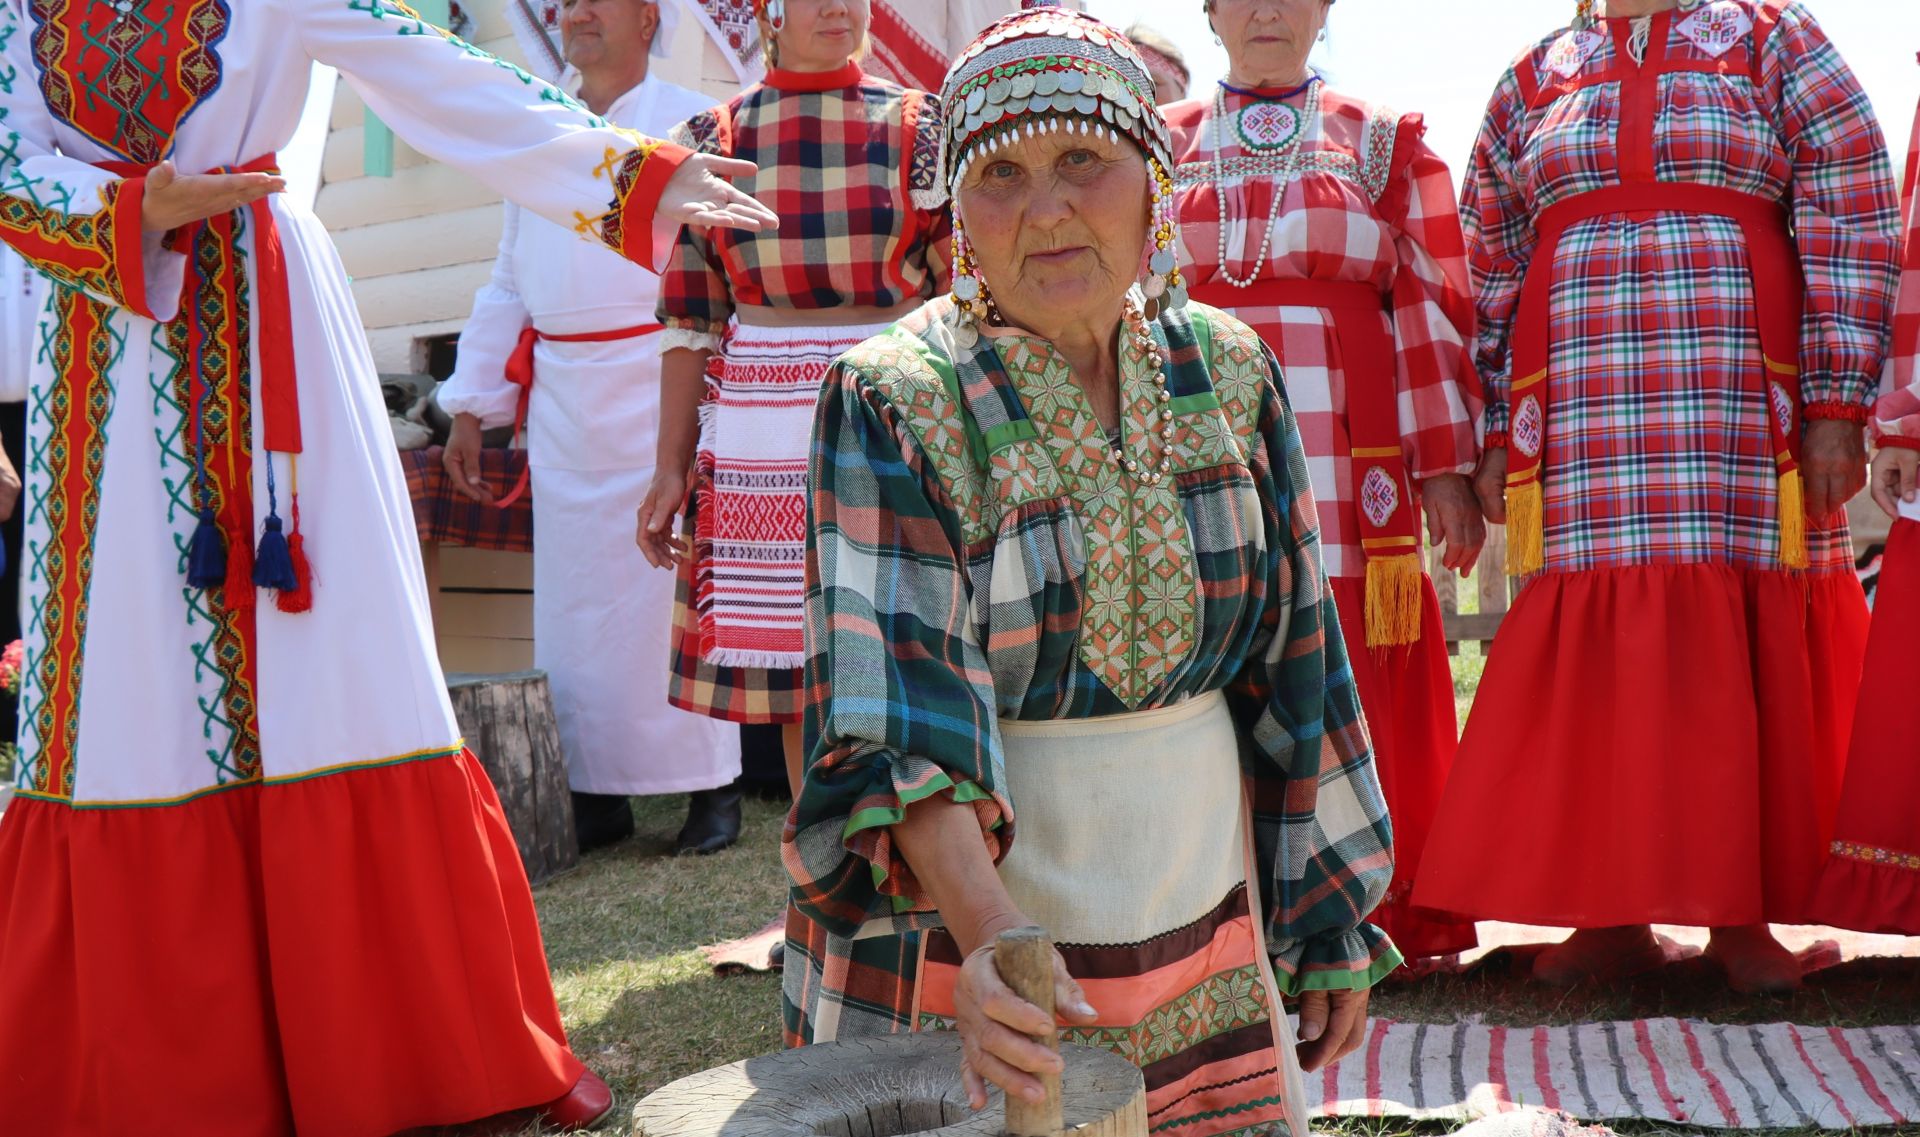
xmin=1234 ymin=101 xmax=1303 ymax=153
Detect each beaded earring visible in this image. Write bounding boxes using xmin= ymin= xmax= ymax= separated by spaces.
xmin=1141 ymin=159 xmax=1186 ymax=319
xmin=766 ymin=0 xmax=785 ymax=30
xmin=950 ymin=215 xmax=995 ymax=349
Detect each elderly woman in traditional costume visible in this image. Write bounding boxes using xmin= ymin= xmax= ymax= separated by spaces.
xmin=1164 ymin=0 xmax=1484 ymax=966
xmin=783 ymin=11 xmax=1398 ymax=1133
xmin=1415 ymin=0 xmax=1901 ymax=993
xmin=637 ymin=0 xmax=948 ymax=797
xmin=0 ymin=0 xmax=771 ymax=1131
xmin=1811 ymin=87 xmax=1920 ymax=936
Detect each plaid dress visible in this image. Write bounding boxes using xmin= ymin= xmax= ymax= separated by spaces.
xmin=1165 ymin=85 xmax=1481 ymax=958
xmin=1416 ymin=0 xmax=1902 ymax=928
xmin=782 ymin=298 xmax=1399 ymax=1134
xmin=657 ymin=62 xmax=950 ymax=722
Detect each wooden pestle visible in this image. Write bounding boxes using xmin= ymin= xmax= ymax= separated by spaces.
xmin=994 ymin=925 xmax=1065 ymax=1137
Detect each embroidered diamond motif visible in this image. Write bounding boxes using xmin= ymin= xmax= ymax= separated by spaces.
xmin=1544 ymin=29 xmax=1605 ymax=78
xmin=1513 ymin=394 xmax=1545 ymax=459
xmin=1360 ymin=466 xmax=1399 ymax=528
xmin=1676 ymin=1 xmax=1752 ymax=58
xmin=1770 ymin=382 xmax=1796 ymax=439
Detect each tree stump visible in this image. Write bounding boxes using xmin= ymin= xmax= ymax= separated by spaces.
xmin=446 ymin=670 xmax=577 ymax=885
xmin=631 ymin=1032 xmax=1146 ymax=1137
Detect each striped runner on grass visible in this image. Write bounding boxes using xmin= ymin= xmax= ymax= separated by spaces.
xmin=1312 ymin=1019 xmax=1920 ymax=1128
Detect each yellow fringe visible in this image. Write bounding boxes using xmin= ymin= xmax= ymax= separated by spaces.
xmin=1504 ymin=479 xmax=1544 ymax=577
xmin=1778 ymin=467 xmax=1808 ymax=570
xmin=1364 ymin=553 xmax=1425 ymax=648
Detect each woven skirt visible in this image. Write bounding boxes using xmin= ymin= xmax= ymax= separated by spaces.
xmin=667 ymin=321 xmax=888 ymax=724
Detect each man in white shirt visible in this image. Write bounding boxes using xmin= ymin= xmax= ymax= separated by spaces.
xmin=441 ymin=0 xmax=740 ymax=855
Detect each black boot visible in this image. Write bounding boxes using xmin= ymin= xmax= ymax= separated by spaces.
xmin=572 ymin=792 xmax=635 ymax=855
xmin=674 ymin=781 xmax=743 ymax=855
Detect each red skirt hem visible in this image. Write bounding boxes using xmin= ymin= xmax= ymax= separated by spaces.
xmin=0 ymin=749 xmax=582 ymax=1137
xmin=1413 ymin=563 xmax=1867 ymax=929
xmin=1327 ymin=575 xmax=1478 ymax=959
xmin=1808 ymin=518 xmax=1920 ymax=934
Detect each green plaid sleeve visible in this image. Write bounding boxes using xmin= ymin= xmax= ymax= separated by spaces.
xmin=1228 ymin=349 xmax=1402 ymax=995
xmin=784 ymin=358 xmax=1011 ymax=940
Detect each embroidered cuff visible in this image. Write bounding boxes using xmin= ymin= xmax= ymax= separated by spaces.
xmin=0 ymin=176 xmax=157 ymax=318
xmin=1875 ymin=433 xmax=1920 ymax=452
xmin=1482 ymin=430 xmax=1510 ymax=450
xmin=587 ymin=136 xmax=693 ymax=272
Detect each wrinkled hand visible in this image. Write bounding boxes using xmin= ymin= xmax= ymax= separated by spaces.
xmin=635 ymin=468 xmax=692 ymax=569
xmin=1295 ymin=987 xmax=1370 ymax=1073
xmin=0 ymin=446 xmax=20 ymax=523
xmin=1420 ymin=473 xmax=1485 ymax=576
xmin=443 ymin=413 xmax=494 ymax=505
xmin=1869 ymin=445 xmax=1920 ymax=521
xmin=1801 ymin=418 xmax=1866 ymax=525
xmin=1472 ymin=446 xmax=1508 ymax=525
xmin=140 ymin=160 xmax=283 ymax=233
xmin=659 ymin=154 xmax=778 ymax=231
xmin=955 ymin=943 xmax=1100 ymax=1111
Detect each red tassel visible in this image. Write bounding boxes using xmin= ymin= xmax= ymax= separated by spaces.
xmin=275 ymin=532 xmax=313 ymax=613
xmin=224 ymin=524 xmax=255 ymax=612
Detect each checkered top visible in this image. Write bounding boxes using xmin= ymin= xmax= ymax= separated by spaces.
xmin=657 ymin=67 xmax=949 ymax=345
xmin=1875 ymin=96 xmax=1920 ymax=444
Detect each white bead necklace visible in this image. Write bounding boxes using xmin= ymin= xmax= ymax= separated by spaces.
xmin=1209 ymin=79 xmax=1321 ymax=290
xmin=1111 ymin=298 xmax=1175 ymax=486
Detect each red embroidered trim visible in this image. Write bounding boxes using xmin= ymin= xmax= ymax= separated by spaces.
xmin=1875 ymin=434 xmax=1920 ymax=452
xmin=1482 ymin=431 xmax=1511 ymax=449
xmin=1831 ymin=839 xmax=1920 ymax=872
xmin=0 ymin=179 xmax=149 ymax=316
xmin=1805 ymin=401 xmax=1872 ymax=423
xmin=591 ymin=140 xmax=692 ymax=268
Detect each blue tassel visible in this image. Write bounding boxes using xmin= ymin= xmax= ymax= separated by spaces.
xmin=252 ymin=514 xmax=298 ymax=592
xmin=186 ymin=509 xmax=227 ymax=588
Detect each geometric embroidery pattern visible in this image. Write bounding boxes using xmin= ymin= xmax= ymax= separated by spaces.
xmin=161 ymin=220 xmax=262 ymax=784
xmin=1512 ymin=393 xmax=1545 ymax=459
xmin=33 ymin=0 xmax=231 ymax=165
xmin=1360 ymin=464 xmax=1399 ymax=527
xmin=21 ymin=287 xmax=118 ymax=799
xmin=1676 ymin=0 xmax=1753 ymax=58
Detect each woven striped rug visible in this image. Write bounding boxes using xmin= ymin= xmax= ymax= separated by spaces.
xmin=1311 ymin=1018 xmax=1920 ymax=1129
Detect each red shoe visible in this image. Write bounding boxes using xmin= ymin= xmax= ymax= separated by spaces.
xmin=540 ymin=1071 xmax=616 ymax=1132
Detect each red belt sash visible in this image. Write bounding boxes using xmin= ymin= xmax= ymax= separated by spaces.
xmin=1504 ymin=182 xmax=1807 ymax=575
xmin=492 ymin=320 xmax=665 ymax=507
xmin=100 ymin=154 xmax=315 ymax=612
xmin=1191 ymin=278 xmax=1424 ymax=646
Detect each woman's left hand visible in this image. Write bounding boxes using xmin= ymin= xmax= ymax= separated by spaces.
xmin=1295 ymin=987 xmax=1370 ymax=1073
xmin=1420 ymin=473 xmax=1486 ymax=576
xmin=1802 ymin=418 xmax=1867 ymax=524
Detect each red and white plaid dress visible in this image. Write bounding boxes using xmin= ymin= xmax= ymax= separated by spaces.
xmin=1417 ymin=0 xmax=1902 ymax=929
xmin=1167 ymin=84 xmax=1481 ymax=958
xmin=1812 ymin=84 xmax=1920 ymax=934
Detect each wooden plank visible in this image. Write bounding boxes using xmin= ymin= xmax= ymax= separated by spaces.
xmin=439 ymin=589 xmax=536 ymax=639
xmin=366 ymin=318 xmax=467 ymax=373
xmin=330 ymin=203 xmax=505 ymax=280
xmin=440 ymin=547 xmax=535 ymax=591
xmin=1441 ymin=612 xmax=1506 ymax=643
xmin=349 ymin=261 xmax=498 ymax=330
xmin=438 ymin=634 xmax=535 ymax=675
xmin=316 ymin=160 xmax=502 ymax=231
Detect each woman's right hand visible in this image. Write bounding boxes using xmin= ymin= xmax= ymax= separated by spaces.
xmin=636 ymin=468 xmax=691 ymax=569
xmin=140 ymin=160 xmax=283 ymax=233
xmin=1869 ymin=445 xmax=1920 ymax=521
xmin=954 ymin=942 xmax=1100 ymax=1111
xmin=1473 ymin=446 xmax=1509 ymax=525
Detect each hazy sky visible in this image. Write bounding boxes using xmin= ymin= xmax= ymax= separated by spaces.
xmin=1084 ymin=0 xmax=1920 ymax=182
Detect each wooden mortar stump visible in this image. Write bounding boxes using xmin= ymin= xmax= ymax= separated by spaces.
xmin=631 ymin=1032 xmax=1146 ymax=1137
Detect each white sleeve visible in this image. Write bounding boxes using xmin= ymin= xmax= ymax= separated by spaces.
xmin=438 ymin=204 xmax=529 ymax=429
xmin=294 ymin=0 xmax=693 ymax=268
